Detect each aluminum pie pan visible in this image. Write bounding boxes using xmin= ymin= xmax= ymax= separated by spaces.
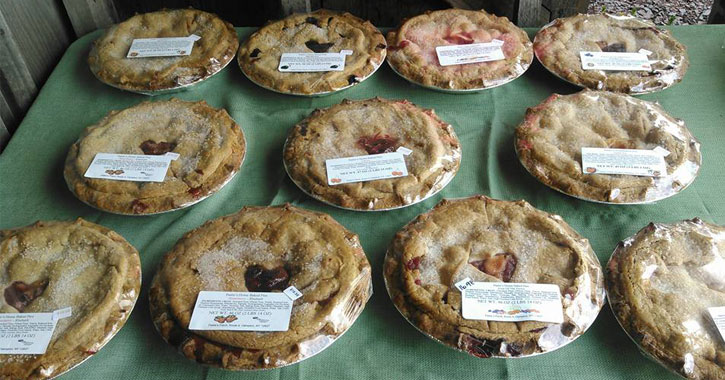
xmin=238 ymin=55 xmax=385 ymax=97
xmin=532 ymin=15 xmax=683 ymax=96
xmin=65 ymin=142 xmax=246 ymax=216
xmin=386 ymin=51 xmax=532 ymax=94
xmin=513 ymin=132 xmax=701 ymax=205
xmin=382 ymin=231 xmax=605 ymax=359
xmin=281 ymin=132 xmax=459 ymax=212
xmin=90 ymin=54 xmax=235 ymax=96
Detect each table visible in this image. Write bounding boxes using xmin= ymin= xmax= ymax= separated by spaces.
xmin=1 ymin=26 xmax=724 ymax=380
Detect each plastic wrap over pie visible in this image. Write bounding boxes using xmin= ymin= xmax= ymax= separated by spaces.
xmin=149 ymin=204 xmax=372 ymax=370
xmin=607 ymin=219 xmax=725 ymax=379
xmin=515 ymin=90 xmax=701 ymax=204
xmin=89 ymin=8 xmax=238 ymax=94
xmin=0 ymin=219 xmax=141 ymax=379
xmin=534 ymin=14 xmax=688 ymax=94
xmin=386 ymin=9 xmax=533 ymax=91
xmin=238 ymin=9 xmax=386 ymax=95
xmin=384 ymin=196 xmax=605 ymax=358
xmin=64 ymin=99 xmax=246 ymax=215
xmin=283 ymin=97 xmax=461 ymax=211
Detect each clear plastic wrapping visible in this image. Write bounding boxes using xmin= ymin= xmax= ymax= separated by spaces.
xmin=515 ymin=90 xmax=701 ymax=204
xmin=385 ymin=9 xmax=533 ymax=92
xmin=0 ymin=219 xmax=141 ymax=379
xmin=533 ymin=13 xmax=689 ymax=94
xmin=237 ymin=9 xmax=386 ymax=96
xmin=63 ymin=99 xmax=246 ymax=215
xmin=283 ymin=97 xmax=461 ymax=211
xmin=606 ymin=218 xmax=725 ymax=379
xmin=383 ymin=195 xmax=606 ymax=358
xmin=88 ymin=9 xmax=238 ymax=95
xmin=149 ymin=204 xmax=372 ymax=370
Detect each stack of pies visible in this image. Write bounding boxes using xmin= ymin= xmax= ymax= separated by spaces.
xmin=515 ymin=90 xmax=701 ymax=203
xmin=89 ymin=9 xmax=238 ymax=93
xmin=0 ymin=219 xmax=141 ymax=379
xmin=283 ymin=97 xmax=461 ymax=210
xmin=607 ymin=219 xmax=725 ymax=379
xmin=64 ymin=99 xmax=246 ymax=215
xmin=384 ymin=196 xmax=605 ymax=357
xmin=150 ymin=204 xmax=372 ymax=369
xmin=386 ymin=9 xmax=533 ymax=91
xmin=534 ymin=14 xmax=688 ymax=94
xmin=238 ymin=9 xmax=386 ymax=95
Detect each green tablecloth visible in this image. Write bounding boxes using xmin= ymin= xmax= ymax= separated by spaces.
xmin=1 ymin=26 xmax=724 ymax=380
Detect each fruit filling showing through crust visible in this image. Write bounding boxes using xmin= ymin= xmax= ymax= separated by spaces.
xmin=357 ymin=133 xmax=399 ymax=154
xmin=140 ymin=140 xmax=176 ymax=155
xmin=244 ymin=265 xmax=290 ymax=292
xmin=469 ymin=253 xmax=517 ymax=282
xmin=4 ymin=279 xmax=49 ymax=312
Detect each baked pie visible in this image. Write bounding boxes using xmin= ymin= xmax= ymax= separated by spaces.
xmin=0 ymin=219 xmax=141 ymax=379
xmin=64 ymin=99 xmax=246 ymax=215
xmin=283 ymin=97 xmax=461 ymax=210
xmin=150 ymin=204 xmax=372 ymax=369
xmin=515 ymin=90 xmax=701 ymax=203
xmin=607 ymin=218 xmax=725 ymax=379
xmin=238 ymin=9 xmax=386 ymax=95
xmin=386 ymin=9 xmax=533 ymax=91
xmin=384 ymin=196 xmax=605 ymax=358
xmin=89 ymin=8 xmax=238 ymax=93
xmin=534 ymin=14 xmax=688 ymax=94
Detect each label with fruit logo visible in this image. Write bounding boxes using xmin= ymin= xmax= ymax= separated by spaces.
xmin=325 ymin=151 xmax=408 ymax=185
xmin=457 ymin=280 xmax=563 ymax=323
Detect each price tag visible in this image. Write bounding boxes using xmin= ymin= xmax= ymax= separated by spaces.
xmin=708 ymin=307 xmax=725 ymax=341
xmin=278 ymin=51 xmax=351 ymax=72
xmin=581 ymin=147 xmax=667 ymax=177
xmin=460 ymin=282 xmax=563 ymax=323
xmin=580 ymin=51 xmax=652 ymax=71
xmin=127 ymin=35 xmax=201 ymax=58
xmin=188 ymin=290 xmax=302 ymax=332
xmin=0 ymin=307 xmax=72 ymax=354
xmin=436 ymin=41 xmax=505 ymax=66
xmin=84 ymin=152 xmax=179 ymax=182
xmin=325 ymin=152 xmax=408 ymax=185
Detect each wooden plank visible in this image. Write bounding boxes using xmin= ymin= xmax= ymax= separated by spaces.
xmin=516 ymin=0 xmax=545 ymax=26
xmin=542 ymin=0 xmax=589 ymax=20
xmin=0 ymin=10 xmax=37 ymax=130
xmin=0 ymin=1 xmax=72 ymax=87
xmin=62 ymin=0 xmax=118 ymax=36
xmin=280 ymin=0 xmax=311 ymax=14
xmin=710 ymin=0 xmax=725 ymax=23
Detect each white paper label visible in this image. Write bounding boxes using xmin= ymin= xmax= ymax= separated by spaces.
xmin=581 ymin=147 xmax=667 ymax=177
xmin=461 ymin=282 xmax=563 ymax=323
xmin=283 ymin=286 xmax=303 ymax=301
xmin=708 ymin=307 xmax=725 ymax=341
xmin=278 ymin=52 xmax=349 ymax=72
xmin=580 ymin=51 xmax=652 ymax=71
xmin=84 ymin=153 xmax=178 ymax=182
xmin=436 ymin=42 xmax=505 ymax=66
xmin=127 ymin=35 xmax=200 ymax=58
xmin=396 ymin=146 xmax=413 ymax=156
xmin=325 ymin=152 xmax=408 ymax=185
xmin=188 ymin=291 xmax=295 ymax=331
xmin=0 ymin=308 xmax=72 ymax=354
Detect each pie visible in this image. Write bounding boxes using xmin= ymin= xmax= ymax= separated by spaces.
xmin=149 ymin=204 xmax=372 ymax=369
xmin=515 ymin=90 xmax=701 ymax=203
xmin=0 ymin=219 xmax=141 ymax=379
xmin=383 ymin=195 xmax=605 ymax=357
xmin=534 ymin=13 xmax=688 ymax=94
xmin=386 ymin=9 xmax=533 ymax=91
xmin=238 ymin=9 xmax=386 ymax=95
xmin=64 ymin=99 xmax=246 ymax=215
xmin=89 ymin=8 xmax=238 ymax=93
xmin=607 ymin=218 xmax=725 ymax=379
xmin=283 ymin=97 xmax=461 ymax=210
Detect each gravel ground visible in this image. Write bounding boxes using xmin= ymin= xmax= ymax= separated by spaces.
xmin=587 ymin=0 xmax=714 ymax=24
